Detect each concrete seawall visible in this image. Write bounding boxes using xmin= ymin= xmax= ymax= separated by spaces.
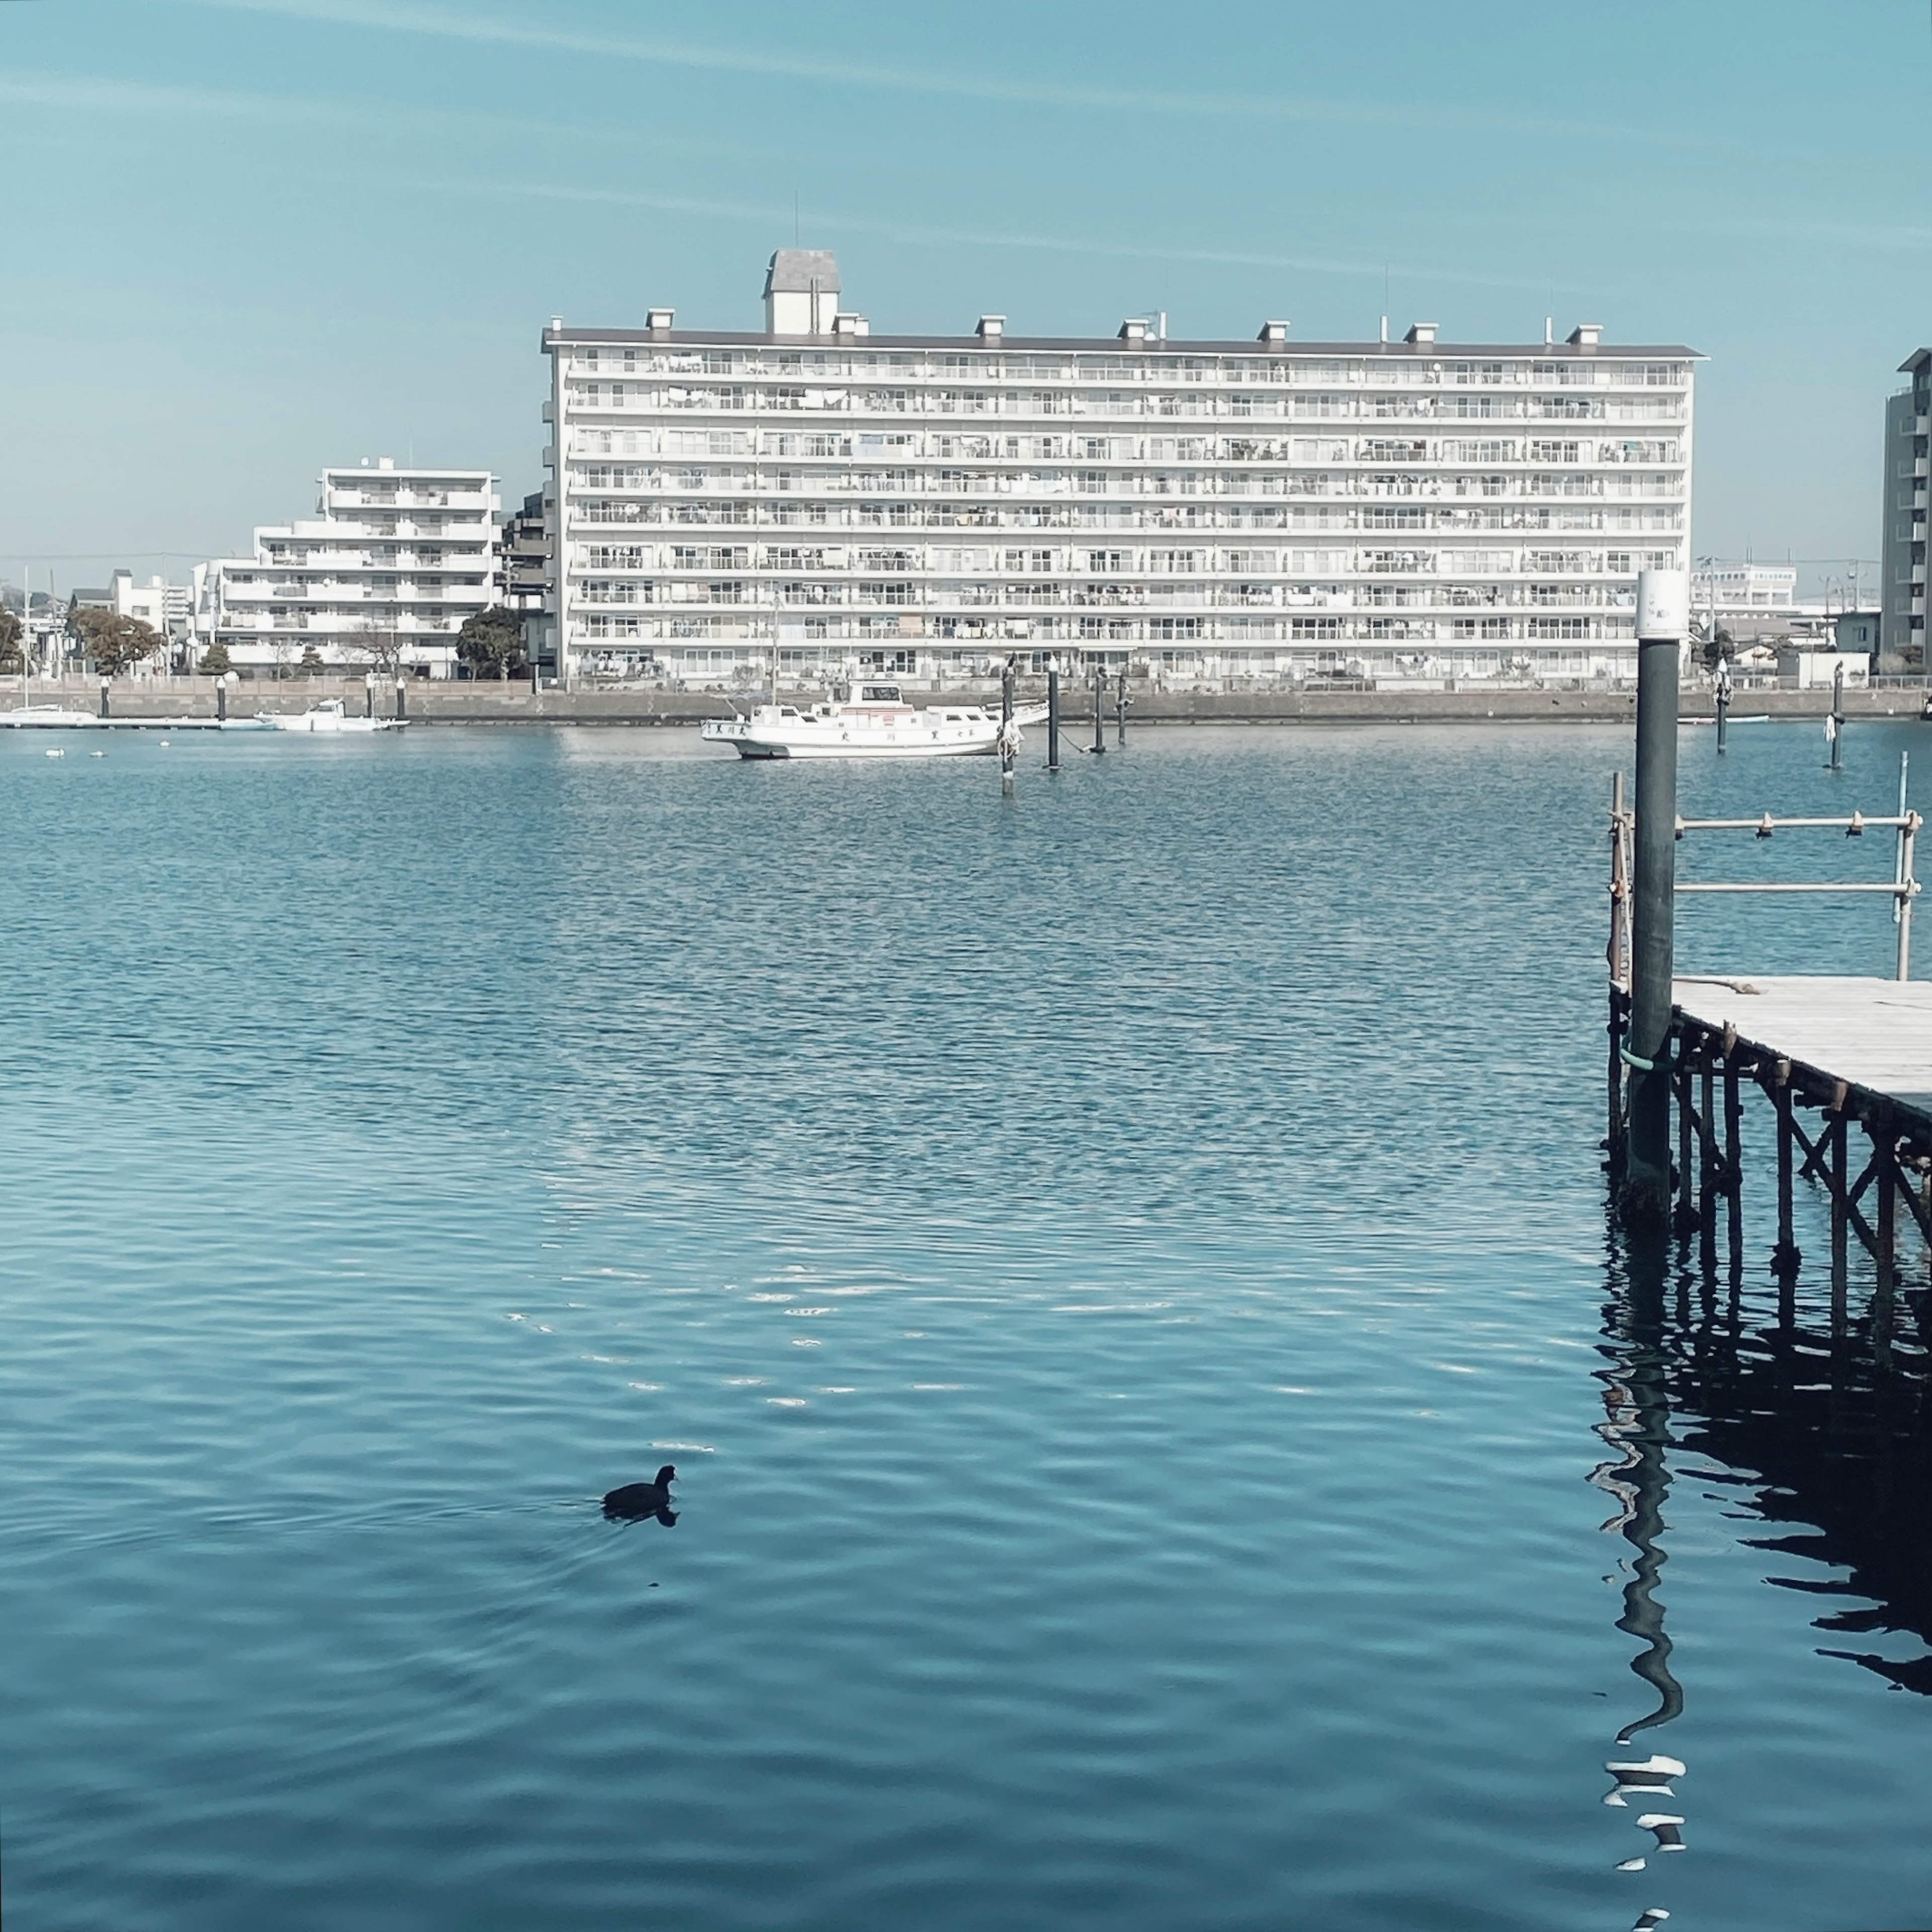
xmin=13 ymin=677 xmax=1926 ymax=729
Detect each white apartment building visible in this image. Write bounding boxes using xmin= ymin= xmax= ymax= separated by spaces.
xmin=111 ymin=571 xmax=192 ymax=640
xmin=1880 ymin=349 xmax=1928 ymax=668
xmin=196 ymin=459 xmax=501 ymax=678
xmin=541 ymin=251 xmax=1698 ymax=688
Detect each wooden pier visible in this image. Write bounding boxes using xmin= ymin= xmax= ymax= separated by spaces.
xmin=1606 ymin=776 xmax=1929 ymax=1301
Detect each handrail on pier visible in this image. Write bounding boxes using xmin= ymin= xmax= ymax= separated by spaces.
xmin=1609 ymin=754 xmax=1921 ymax=985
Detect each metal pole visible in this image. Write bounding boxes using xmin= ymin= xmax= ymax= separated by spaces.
xmin=1091 ymin=663 xmax=1106 ymax=755
xmin=1714 ymin=659 xmax=1730 ymax=754
xmin=98 ymin=675 xmax=110 ymax=720
xmin=364 ymin=671 xmax=376 ymax=719
xmin=216 ymin=675 xmax=227 ymax=723
xmin=1000 ymin=656 xmax=1015 ymax=796
xmin=1623 ymin=570 xmax=1688 ymax=1222
xmin=395 ymin=677 xmax=407 ymax=723
xmin=1046 ymin=662 xmax=1061 ymax=772
xmin=1829 ymin=658 xmax=1844 ymax=772
xmin=1895 ymin=752 xmax=1914 ymax=982
xmin=1116 ymin=671 xmax=1128 ymax=747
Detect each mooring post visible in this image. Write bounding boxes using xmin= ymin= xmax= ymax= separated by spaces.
xmin=529 ymin=656 xmax=540 ymax=696
xmin=216 ymin=674 xmax=228 ymax=723
xmin=1116 ymin=671 xmax=1128 ymax=747
xmin=1699 ymin=1061 xmax=1719 ymax=1268
xmin=98 ymin=674 xmax=110 ymax=720
xmin=364 ymin=670 xmax=376 ymax=720
xmin=1873 ymin=1113 xmax=1896 ymax=1356
xmin=1622 ymin=569 xmax=1688 ymax=1223
xmin=1829 ymin=658 xmax=1844 ymax=772
xmin=1772 ymin=1063 xmax=1801 ymax=1287
xmin=1675 ymin=1053 xmax=1697 ymax=1234
xmin=1607 ymin=770 xmax=1630 ymax=1167
xmin=1000 ymin=656 xmax=1016 ymax=796
xmin=395 ymin=677 xmax=407 ymax=723
xmin=1829 ymin=1107 xmax=1849 ymax=1334
xmin=1714 ymin=659 xmax=1731 ymax=754
xmin=1091 ymin=664 xmax=1106 ymax=756
xmin=1046 ymin=659 xmax=1061 ymax=772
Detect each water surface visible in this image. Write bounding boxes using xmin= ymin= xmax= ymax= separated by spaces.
xmin=3 ymin=717 xmax=1926 ymax=1930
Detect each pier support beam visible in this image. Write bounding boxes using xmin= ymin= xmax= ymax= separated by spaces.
xmin=1620 ymin=571 xmax=1688 ymax=1224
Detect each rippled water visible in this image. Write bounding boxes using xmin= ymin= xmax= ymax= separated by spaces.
xmin=4 ymin=718 xmax=1926 ymax=1931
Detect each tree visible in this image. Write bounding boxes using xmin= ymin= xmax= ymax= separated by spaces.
xmin=198 ymin=640 xmax=234 ymax=676
xmin=298 ymin=643 xmax=324 ymax=675
xmin=455 ymin=605 xmax=527 ymax=680
xmin=1700 ymin=624 xmax=1734 ymax=670
xmin=0 ymin=606 xmax=22 ymax=671
xmin=345 ymin=624 xmax=401 ymax=676
xmin=70 ymin=606 xmax=162 ymax=676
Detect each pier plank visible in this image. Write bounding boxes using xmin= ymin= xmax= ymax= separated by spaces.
xmin=1673 ymin=976 xmax=1932 ymax=1128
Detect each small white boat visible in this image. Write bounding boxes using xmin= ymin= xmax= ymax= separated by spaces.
xmin=701 ymin=679 xmax=1045 ymax=760
xmin=3 ymin=705 xmax=99 ymax=729
xmin=262 ymin=699 xmax=398 ymax=735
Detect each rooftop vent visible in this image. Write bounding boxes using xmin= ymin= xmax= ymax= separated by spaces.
xmin=1568 ymin=323 xmax=1603 ymax=349
xmin=1257 ymin=319 xmax=1290 ymax=343
xmin=764 ymin=249 xmax=842 ymax=336
xmin=976 ymin=314 xmax=1005 ymax=341
xmin=1119 ymin=318 xmax=1150 ymax=344
xmin=831 ymin=311 xmax=869 ymax=337
xmin=1404 ymin=321 xmax=1438 ymax=346
xmin=377 ymin=456 xmax=394 ymax=471
xmin=646 ymin=307 xmax=674 ymax=332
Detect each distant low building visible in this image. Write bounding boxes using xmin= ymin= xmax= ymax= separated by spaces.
xmin=195 ymin=459 xmax=501 ymax=677
xmin=497 ymin=488 xmax=553 ymax=667
xmin=111 ymin=570 xmax=192 ymax=640
xmin=1880 ymin=349 xmax=1928 ymax=669
xmin=1833 ymin=610 xmax=1881 ymax=658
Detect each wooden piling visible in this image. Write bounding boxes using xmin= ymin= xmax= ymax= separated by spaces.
xmin=1771 ymin=1066 xmax=1801 ymax=1285
xmin=1723 ymin=1056 xmax=1743 ymax=1286
xmin=1622 ymin=571 xmax=1688 ymax=1222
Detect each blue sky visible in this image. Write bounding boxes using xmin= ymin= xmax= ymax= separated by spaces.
xmin=2 ymin=0 xmax=1926 ymax=596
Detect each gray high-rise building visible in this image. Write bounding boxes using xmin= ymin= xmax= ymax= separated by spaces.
xmin=1881 ymin=349 xmax=1929 ymax=669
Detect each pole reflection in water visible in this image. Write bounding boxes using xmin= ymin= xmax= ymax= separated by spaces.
xmin=1593 ymin=1181 xmax=1932 ymax=1913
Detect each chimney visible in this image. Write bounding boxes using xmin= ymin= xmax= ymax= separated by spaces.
xmin=1119 ymin=318 xmax=1150 ymax=343
xmin=646 ymin=307 xmax=674 ymax=332
xmin=764 ymin=249 xmax=842 ymax=335
xmin=976 ymin=315 xmax=1005 ymax=341
xmin=1568 ymin=323 xmax=1603 ymax=349
xmin=1257 ymin=319 xmax=1290 ymax=344
xmin=1404 ymin=321 xmax=1437 ymax=346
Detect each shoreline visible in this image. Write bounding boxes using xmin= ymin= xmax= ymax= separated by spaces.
xmin=6 ymin=681 xmax=1924 ymax=729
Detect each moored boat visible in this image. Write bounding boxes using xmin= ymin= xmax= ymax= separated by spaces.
xmin=262 ymin=699 xmax=399 ymax=734
xmin=701 ymin=679 xmax=1043 ymax=760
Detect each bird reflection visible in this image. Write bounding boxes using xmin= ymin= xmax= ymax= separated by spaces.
xmin=603 ymin=1464 xmax=679 ymax=1526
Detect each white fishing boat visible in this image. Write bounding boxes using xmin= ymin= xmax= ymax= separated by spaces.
xmin=2 ymin=705 xmax=100 ymax=729
xmin=262 ymin=699 xmax=398 ymax=735
xmin=701 ymin=679 xmax=1044 ymax=760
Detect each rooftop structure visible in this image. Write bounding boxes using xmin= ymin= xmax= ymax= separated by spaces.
xmin=540 ymin=253 xmax=1700 ymax=690
xmin=194 ymin=459 xmax=501 ymax=678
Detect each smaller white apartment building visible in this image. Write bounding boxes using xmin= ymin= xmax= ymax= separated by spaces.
xmin=112 ymin=571 xmax=193 ymax=640
xmin=195 ymin=460 xmax=501 ymax=677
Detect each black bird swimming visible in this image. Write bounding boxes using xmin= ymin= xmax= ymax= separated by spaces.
xmin=603 ymin=1464 xmax=678 ymax=1523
